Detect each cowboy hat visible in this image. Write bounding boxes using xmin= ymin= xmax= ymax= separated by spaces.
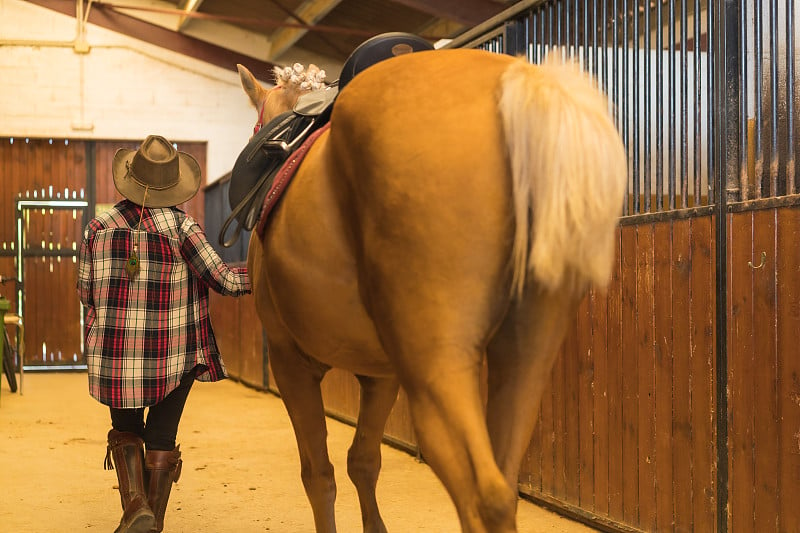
xmin=112 ymin=135 xmax=202 ymax=208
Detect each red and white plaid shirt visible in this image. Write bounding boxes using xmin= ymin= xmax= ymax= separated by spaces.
xmin=77 ymin=200 xmax=251 ymax=408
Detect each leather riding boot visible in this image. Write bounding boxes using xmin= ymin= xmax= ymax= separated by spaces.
xmin=105 ymin=430 xmax=156 ymax=533
xmin=145 ymin=445 xmax=182 ymax=532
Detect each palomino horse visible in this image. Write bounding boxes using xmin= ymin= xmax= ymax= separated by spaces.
xmin=236 ymin=47 xmax=626 ymax=532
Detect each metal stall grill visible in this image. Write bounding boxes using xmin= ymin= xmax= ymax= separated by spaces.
xmin=447 ymin=1 xmax=799 ymax=532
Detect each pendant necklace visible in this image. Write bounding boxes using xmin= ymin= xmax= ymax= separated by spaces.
xmin=125 ymin=187 xmax=148 ymax=279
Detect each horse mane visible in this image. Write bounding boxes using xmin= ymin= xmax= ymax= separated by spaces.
xmin=272 ymin=63 xmax=327 ymax=91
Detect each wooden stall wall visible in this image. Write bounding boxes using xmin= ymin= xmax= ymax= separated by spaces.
xmin=320 ymin=369 xmax=418 ymax=451
xmin=518 ymin=216 xmax=717 ymax=532
xmin=726 ymin=203 xmax=800 ymax=533
xmin=207 ymin=292 xmax=266 ymax=389
xmin=0 ymin=137 xmax=207 ymax=369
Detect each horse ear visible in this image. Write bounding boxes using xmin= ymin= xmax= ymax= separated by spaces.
xmin=237 ymin=64 xmax=267 ymax=109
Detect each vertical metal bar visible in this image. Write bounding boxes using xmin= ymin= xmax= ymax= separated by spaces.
xmin=668 ymin=0 xmax=676 ymax=210
xmin=592 ymin=0 xmax=599 ymax=81
xmin=694 ymin=0 xmax=703 ymax=204
xmin=680 ymin=0 xmax=689 ymax=208
xmin=632 ymin=0 xmax=640 ymax=214
xmin=788 ymin=0 xmax=796 ymax=193
xmin=584 ymin=0 xmax=590 ymax=68
xmin=643 ymin=0 xmax=651 ymax=212
xmin=714 ymin=0 xmax=742 ymax=527
xmin=549 ymin=1 xmax=554 ymax=55
xmin=539 ymin=8 xmax=547 ymax=62
xmin=613 ymin=0 xmax=619 ymax=123
xmin=505 ymin=16 xmax=527 ymax=56
xmin=566 ymin=0 xmax=573 ymax=57
xmin=769 ymin=0 xmax=779 ymax=195
xmin=622 ymin=0 xmax=630 ymax=215
xmin=526 ymin=11 xmax=533 ymax=62
xmin=739 ymin=0 xmax=749 ymax=200
xmin=613 ymin=0 xmax=625 ymax=214
xmin=707 ymin=0 xmax=715 ymax=203
xmin=656 ymin=0 xmax=664 ymax=210
xmin=534 ymin=7 xmax=540 ymax=60
xmin=754 ymin=0 xmax=764 ymax=198
xmin=602 ymin=0 xmax=609 ymax=94
xmin=15 ymin=201 xmax=22 ymax=316
xmin=557 ymin=0 xmax=563 ymax=51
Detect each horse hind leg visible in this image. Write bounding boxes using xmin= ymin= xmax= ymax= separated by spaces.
xmin=346 ymin=375 xmax=400 ymax=533
xmin=400 ymin=346 xmax=518 ymax=533
xmin=485 ymin=285 xmax=582 ymax=490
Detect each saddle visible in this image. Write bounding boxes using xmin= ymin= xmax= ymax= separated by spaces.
xmin=220 ymin=90 xmax=336 ymax=248
xmin=220 ymin=32 xmax=434 ymax=248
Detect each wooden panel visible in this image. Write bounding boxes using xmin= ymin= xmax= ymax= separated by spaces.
xmin=321 ymin=368 xmax=361 ymax=420
xmin=208 ymin=292 xmax=266 ymax=389
xmin=751 ymin=208 xmax=778 ymax=532
xmin=383 ymin=386 xmax=416 ymax=447
xmin=539 ymin=344 xmax=556 ymax=495
xmin=728 ymin=211 xmax=756 ymax=533
xmin=320 ymin=368 xmax=417 ymax=448
xmin=563 ymin=310 xmax=581 ymax=505
xmin=590 ymin=286 xmax=610 ymax=515
xmin=620 ymin=223 xmax=640 ymax=524
xmin=653 ymin=221 xmax=673 ymax=531
xmin=576 ymin=293 xmax=594 ymax=510
xmin=636 ymin=224 xmax=656 ymax=531
xmin=776 ymin=207 xmax=800 ymax=530
xmin=671 ymin=218 xmax=693 ymax=532
xmin=551 ymin=333 xmax=568 ymax=500
xmin=236 ymin=294 xmax=266 ymax=387
xmin=208 ymin=290 xmax=241 ymax=377
xmin=23 ymin=253 xmax=83 ymax=365
xmin=689 ymin=215 xmax=716 ymax=532
xmin=605 ymin=230 xmax=624 ymax=521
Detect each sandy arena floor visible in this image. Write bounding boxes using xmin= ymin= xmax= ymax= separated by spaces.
xmin=0 ymin=372 xmax=597 ymax=532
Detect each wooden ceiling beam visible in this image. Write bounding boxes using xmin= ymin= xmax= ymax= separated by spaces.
xmin=267 ymin=0 xmax=343 ymax=60
xmin=177 ymin=0 xmax=206 ymax=30
xmin=389 ymin=0 xmax=504 ymax=26
xmin=26 ymin=0 xmax=278 ymax=74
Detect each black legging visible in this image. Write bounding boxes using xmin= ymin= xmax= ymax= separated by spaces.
xmin=110 ymin=370 xmax=195 ymax=451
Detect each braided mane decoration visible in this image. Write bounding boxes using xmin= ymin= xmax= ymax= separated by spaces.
xmin=272 ymin=63 xmax=327 ymax=91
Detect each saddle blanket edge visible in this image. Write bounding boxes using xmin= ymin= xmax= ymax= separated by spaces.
xmin=256 ymin=122 xmax=331 ymax=238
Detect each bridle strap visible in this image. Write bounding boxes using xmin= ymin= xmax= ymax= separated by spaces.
xmin=254 ymin=87 xmax=283 ymax=135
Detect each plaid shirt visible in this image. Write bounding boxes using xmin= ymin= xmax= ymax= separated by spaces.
xmin=77 ymin=200 xmax=251 ymax=408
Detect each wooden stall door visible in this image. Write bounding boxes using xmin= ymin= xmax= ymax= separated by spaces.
xmin=19 ymin=203 xmax=87 ymax=367
xmin=726 ymin=205 xmax=800 ymax=533
xmin=0 ymin=138 xmax=90 ymax=368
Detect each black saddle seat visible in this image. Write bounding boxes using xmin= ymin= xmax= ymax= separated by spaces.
xmin=338 ymin=32 xmax=435 ymax=92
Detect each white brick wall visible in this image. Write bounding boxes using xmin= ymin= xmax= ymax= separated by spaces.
xmin=0 ymin=0 xmax=269 ymax=183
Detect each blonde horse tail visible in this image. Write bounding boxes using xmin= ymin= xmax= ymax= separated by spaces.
xmin=499 ymin=54 xmax=627 ymax=298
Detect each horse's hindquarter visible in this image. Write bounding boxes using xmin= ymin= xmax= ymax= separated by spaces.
xmin=328 ymin=49 xmax=517 ymax=370
xmin=251 ymin=132 xmax=394 ymax=377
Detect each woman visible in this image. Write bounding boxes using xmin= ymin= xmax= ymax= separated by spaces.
xmin=77 ymin=135 xmax=251 ymax=533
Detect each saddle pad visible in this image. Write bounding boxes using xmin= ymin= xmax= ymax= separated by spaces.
xmin=256 ymin=122 xmax=331 ymax=238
